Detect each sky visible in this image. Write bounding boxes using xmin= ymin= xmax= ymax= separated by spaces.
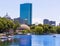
xmin=0 ymin=0 xmax=60 ymax=25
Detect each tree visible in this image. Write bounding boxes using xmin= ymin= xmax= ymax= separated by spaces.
xmin=13 ymin=22 xmax=20 ymax=32
xmin=0 ymin=17 xmax=20 ymax=33
xmin=0 ymin=22 xmax=4 ymax=33
xmin=21 ymin=30 xmax=30 ymax=34
xmin=38 ymin=24 xmax=43 ymax=27
xmin=56 ymin=26 xmax=60 ymax=34
xmin=43 ymin=25 xmax=49 ymax=34
xmin=49 ymin=26 xmax=56 ymax=33
xmin=35 ymin=26 xmax=43 ymax=34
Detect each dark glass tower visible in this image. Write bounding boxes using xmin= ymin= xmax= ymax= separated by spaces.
xmin=20 ymin=3 xmax=32 ymax=25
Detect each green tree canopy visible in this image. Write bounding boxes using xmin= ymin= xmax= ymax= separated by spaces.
xmin=35 ymin=26 xmax=43 ymax=34
xmin=0 ymin=17 xmax=20 ymax=33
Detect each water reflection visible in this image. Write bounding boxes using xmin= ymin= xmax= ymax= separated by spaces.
xmin=32 ymin=35 xmax=56 ymax=46
xmin=43 ymin=35 xmax=55 ymax=46
xmin=0 ymin=35 xmax=60 ymax=46
xmin=0 ymin=35 xmax=31 ymax=46
xmin=0 ymin=39 xmax=13 ymax=46
xmin=19 ymin=35 xmax=31 ymax=46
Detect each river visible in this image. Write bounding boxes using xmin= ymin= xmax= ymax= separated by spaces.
xmin=0 ymin=34 xmax=60 ymax=46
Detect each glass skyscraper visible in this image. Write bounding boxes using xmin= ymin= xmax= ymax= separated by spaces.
xmin=20 ymin=3 xmax=32 ymax=25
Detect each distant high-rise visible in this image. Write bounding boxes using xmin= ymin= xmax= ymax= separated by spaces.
xmin=14 ymin=17 xmax=25 ymax=24
xmin=49 ymin=21 xmax=56 ymax=26
xmin=43 ymin=19 xmax=49 ymax=25
xmin=20 ymin=3 xmax=32 ymax=25
xmin=43 ymin=19 xmax=56 ymax=26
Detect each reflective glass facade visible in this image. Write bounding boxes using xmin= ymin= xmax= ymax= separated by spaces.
xmin=20 ymin=3 xmax=32 ymax=25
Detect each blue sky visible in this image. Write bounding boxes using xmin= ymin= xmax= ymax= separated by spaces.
xmin=0 ymin=0 xmax=60 ymax=25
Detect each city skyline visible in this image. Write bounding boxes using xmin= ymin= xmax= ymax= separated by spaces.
xmin=0 ymin=0 xmax=60 ymax=25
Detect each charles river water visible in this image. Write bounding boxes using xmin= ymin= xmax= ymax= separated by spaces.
xmin=0 ymin=34 xmax=60 ymax=46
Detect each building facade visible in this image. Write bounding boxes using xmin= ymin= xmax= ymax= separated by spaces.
xmin=20 ymin=3 xmax=32 ymax=25
xmin=49 ymin=21 xmax=56 ymax=26
xmin=14 ymin=17 xmax=25 ymax=24
xmin=43 ymin=19 xmax=49 ymax=25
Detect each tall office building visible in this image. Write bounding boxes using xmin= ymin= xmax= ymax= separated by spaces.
xmin=20 ymin=3 xmax=32 ymax=25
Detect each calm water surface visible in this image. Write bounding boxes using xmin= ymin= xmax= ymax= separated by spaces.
xmin=0 ymin=34 xmax=60 ymax=46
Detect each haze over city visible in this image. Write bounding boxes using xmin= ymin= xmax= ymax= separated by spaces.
xmin=0 ymin=0 xmax=60 ymax=25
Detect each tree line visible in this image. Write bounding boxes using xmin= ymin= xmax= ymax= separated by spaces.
xmin=30 ymin=24 xmax=60 ymax=35
xmin=0 ymin=17 xmax=60 ymax=35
